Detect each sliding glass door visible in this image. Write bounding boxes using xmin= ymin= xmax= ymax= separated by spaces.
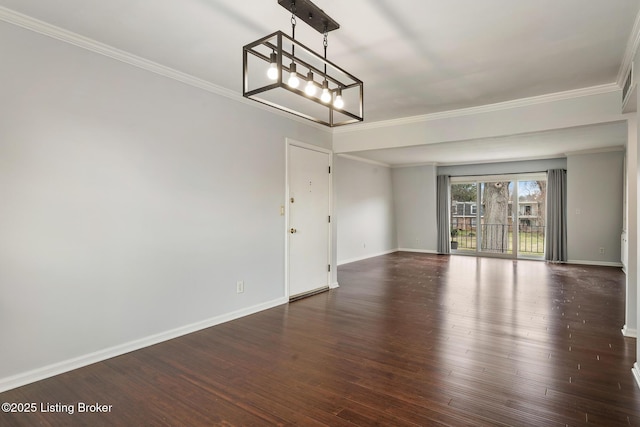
xmin=450 ymin=174 xmax=546 ymax=259
xmin=480 ymin=181 xmax=513 ymax=256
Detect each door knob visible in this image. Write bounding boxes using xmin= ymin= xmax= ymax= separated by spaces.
xmin=290 ymin=228 xmax=297 ymax=234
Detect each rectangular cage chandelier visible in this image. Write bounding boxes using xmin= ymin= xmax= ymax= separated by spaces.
xmin=243 ymin=0 xmax=363 ymax=127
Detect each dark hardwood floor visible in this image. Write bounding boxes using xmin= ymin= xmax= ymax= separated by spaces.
xmin=2 ymin=253 xmax=639 ymax=426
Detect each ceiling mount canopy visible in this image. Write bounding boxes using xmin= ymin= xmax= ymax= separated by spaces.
xmin=243 ymin=0 xmax=364 ymax=127
xmin=277 ymin=0 xmax=339 ymax=33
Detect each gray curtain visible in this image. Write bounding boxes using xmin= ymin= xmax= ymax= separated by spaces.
xmin=545 ymin=169 xmax=567 ymax=262
xmin=437 ymin=175 xmax=451 ymax=254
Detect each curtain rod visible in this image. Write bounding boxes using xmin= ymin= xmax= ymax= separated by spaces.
xmin=439 ymin=169 xmax=565 ymax=178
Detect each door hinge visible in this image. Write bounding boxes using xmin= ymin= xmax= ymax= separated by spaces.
xmin=328 ymin=166 xmax=331 ymax=173
xmin=328 ymin=215 xmax=331 ymax=223
xmin=328 ymin=264 xmax=331 ymax=272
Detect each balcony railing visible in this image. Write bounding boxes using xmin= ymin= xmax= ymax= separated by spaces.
xmin=517 ymin=224 xmax=545 ymax=255
xmin=452 ymin=224 xmax=545 ymax=256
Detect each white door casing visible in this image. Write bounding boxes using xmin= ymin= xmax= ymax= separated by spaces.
xmin=286 ymin=141 xmax=331 ymax=298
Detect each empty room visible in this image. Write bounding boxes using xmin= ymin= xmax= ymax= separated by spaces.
xmin=2 ymin=1 xmax=640 ymax=425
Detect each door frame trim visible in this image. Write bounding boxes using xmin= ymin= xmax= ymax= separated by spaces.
xmin=284 ymin=138 xmax=334 ymax=299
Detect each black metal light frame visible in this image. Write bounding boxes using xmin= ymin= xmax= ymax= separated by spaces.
xmin=242 ymin=0 xmax=363 ymax=127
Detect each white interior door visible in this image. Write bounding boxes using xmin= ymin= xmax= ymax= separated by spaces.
xmin=288 ymin=144 xmax=331 ymax=298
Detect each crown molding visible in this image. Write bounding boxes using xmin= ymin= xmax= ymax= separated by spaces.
xmin=0 ymin=7 xmax=236 ymax=96
xmin=334 ymin=83 xmax=621 ymax=134
xmin=564 ymin=145 xmax=625 ymax=157
xmin=391 ymin=161 xmax=437 ymax=169
xmin=617 ymin=9 xmax=640 ymax=87
xmin=0 ymin=6 xmax=331 ymax=133
xmin=336 ymin=154 xmax=390 ymax=168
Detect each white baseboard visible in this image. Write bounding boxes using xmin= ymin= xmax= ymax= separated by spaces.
xmin=337 ymin=249 xmax=399 ymax=266
xmin=397 ymin=248 xmax=439 ymax=254
xmin=633 ymin=363 xmax=640 ymax=390
xmin=567 ymin=259 xmax=624 ymax=268
xmin=0 ymin=297 xmax=288 ymax=393
xmin=622 ymin=325 xmax=638 ymax=338
xmin=330 ymin=281 xmax=340 ymax=289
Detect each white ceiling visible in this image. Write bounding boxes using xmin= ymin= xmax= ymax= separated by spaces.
xmin=0 ymin=0 xmax=638 ymax=164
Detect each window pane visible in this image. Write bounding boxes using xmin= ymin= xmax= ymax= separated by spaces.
xmin=517 ymin=180 xmax=546 ymax=257
xmin=480 ymin=181 xmax=513 ymax=255
xmin=450 ymin=183 xmax=477 ymax=251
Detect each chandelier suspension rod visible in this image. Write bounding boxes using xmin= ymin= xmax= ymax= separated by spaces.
xmin=290 ymin=1 xmax=296 ymax=48
xmin=323 ymin=26 xmax=328 ymax=74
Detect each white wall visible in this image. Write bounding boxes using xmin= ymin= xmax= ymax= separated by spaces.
xmin=394 ymin=155 xmax=623 ymax=264
xmin=391 ymin=165 xmax=438 ymax=252
xmin=628 ymin=28 xmax=640 ymax=390
xmin=567 ymin=150 xmax=624 ymax=265
xmin=335 ymin=156 xmax=396 ymax=264
xmin=625 ymin=117 xmax=638 ymax=337
xmin=0 ymin=21 xmax=331 ymax=389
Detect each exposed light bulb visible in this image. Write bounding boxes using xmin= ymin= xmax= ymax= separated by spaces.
xmin=267 ymin=63 xmax=278 ymax=80
xmin=333 ymin=89 xmax=344 ymax=109
xmin=321 ymin=88 xmax=331 ymax=103
xmin=267 ymin=52 xmax=278 ymax=80
xmin=287 ymin=62 xmax=299 ymax=88
xmin=320 ymin=81 xmax=331 ymax=103
xmin=288 ymin=74 xmax=299 ymax=88
xmin=305 ymin=81 xmax=317 ymax=96
xmin=305 ymin=72 xmax=317 ymax=96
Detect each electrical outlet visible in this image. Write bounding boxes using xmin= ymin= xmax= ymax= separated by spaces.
xmin=599 ymin=247 xmax=605 ymax=254
xmin=236 ymin=280 xmax=244 ymax=293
